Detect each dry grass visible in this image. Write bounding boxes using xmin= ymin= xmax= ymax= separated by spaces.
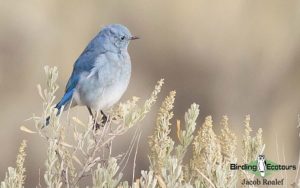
xmin=1 ymin=66 xmax=299 ymax=188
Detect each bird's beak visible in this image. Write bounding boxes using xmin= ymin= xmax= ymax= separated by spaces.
xmin=130 ymin=36 xmax=140 ymax=40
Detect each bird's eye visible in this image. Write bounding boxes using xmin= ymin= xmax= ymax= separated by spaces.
xmin=121 ymin=36 xmax=125 ymax=40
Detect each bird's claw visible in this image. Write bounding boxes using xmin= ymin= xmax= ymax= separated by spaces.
xmin=93 ymin=115 xmax=109 ymax=130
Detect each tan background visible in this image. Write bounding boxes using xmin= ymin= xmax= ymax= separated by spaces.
xmin=0 ymin=0 xmax=300 ymax=186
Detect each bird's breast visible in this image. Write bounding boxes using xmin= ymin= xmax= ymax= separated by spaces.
xmin=75 ymin=52 xmax=131 ymax=110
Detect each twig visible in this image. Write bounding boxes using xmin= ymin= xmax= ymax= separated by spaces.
xmin=119 ymin=127 xmax=139 ymax=168
xmin=196 ymin=168 xmax=216 ymax=188
xmin=119 ymin=127 xmax=140 ymax=174
xmin=132 ymin=129 xmax=142 ymax=184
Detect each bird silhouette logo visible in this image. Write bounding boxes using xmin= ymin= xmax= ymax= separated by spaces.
xmin=257 ymin=155 xmax=267 ymax=177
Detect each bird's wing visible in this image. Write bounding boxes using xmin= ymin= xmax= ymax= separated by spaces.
xmin=56 ymin=35 xmax=107 ymax=112
xmin=65 ymin=40 xmax=106 ymax=93
xmin=65 ymin=52 xmax=94 ymax=93
xmin=56 ymin=49 xmax=105 ymax=111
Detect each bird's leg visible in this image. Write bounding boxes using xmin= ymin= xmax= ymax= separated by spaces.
xmin=87 ymin=106 xmax=101 ymax=129
xmin=100 ymin=110 xmax=109 ymax=124
xmin=87 ymin=107 xmax=93 ymax=117
xmin=94 ymin=111 xmax=101 ymax=130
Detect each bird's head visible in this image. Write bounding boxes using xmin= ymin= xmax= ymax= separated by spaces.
xmin=100 ymin=24 xmax=139 ymax=51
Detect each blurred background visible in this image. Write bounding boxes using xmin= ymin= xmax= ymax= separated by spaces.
xmin=1 ymin=0 xmax=300 ymax=186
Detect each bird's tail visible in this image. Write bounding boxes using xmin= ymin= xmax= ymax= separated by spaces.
xmin=44 ymin=104 xmax=63 ymax=127
xmin=44 ymin=89 xmax=74 ymax=126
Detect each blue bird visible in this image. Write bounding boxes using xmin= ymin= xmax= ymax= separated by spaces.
xmin=46 ymin=24 xmax=138 ymax=127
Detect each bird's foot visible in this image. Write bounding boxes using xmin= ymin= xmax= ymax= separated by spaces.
xmin=101 ymin=114 xmax=109 ymax=124
xmin=92 ymin=114 xmax=110 ymax=130
xmin=93 ymin=122 xmax=102 ymax=130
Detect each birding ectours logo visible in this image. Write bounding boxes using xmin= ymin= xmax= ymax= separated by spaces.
xmin=230 ymin=154 xmax=296 ymax=186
